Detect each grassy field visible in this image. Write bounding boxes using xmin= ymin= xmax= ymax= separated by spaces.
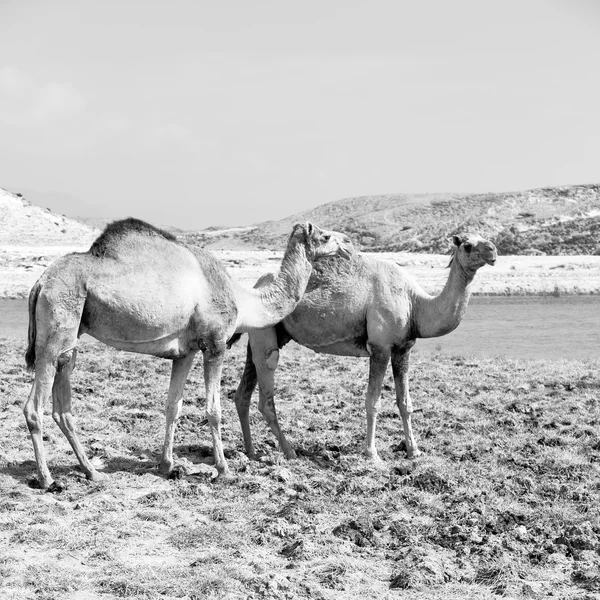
xmin=1 ymin=336 xmax=599 ymax=599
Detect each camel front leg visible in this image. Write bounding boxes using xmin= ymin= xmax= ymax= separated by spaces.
xmin=364 ymin=345 xmax=390 ymax=462
xmin=52 ymin=349 xmax=108 ymax=483
xmin=23 ymin=360 xmax=56 ymax=489
xmin=233 ymin=342 xmax=259 ymax=458
xmin=391 ymin=344 xmax=421 ymax=458
xmin=203 ymin=347 xmax=229 ymax=476
xmin=159 ymin=352 xmax=197 ymax=476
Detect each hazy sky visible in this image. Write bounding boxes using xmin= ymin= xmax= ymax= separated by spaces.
xmin=1 ymin=0 xmax=599 ymax=229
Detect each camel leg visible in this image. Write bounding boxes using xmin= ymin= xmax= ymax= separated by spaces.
xmin=51 ymin=349 xmax=107 ymax=482
xmin=233 ymin=342 xmax=259 ymax=458
xmin=24 ymin=287 xmax=86 ymax=489
xmin=247 ymin=328 xmax=295 ymax=459
xmin=391 ymin=345 xmax=421 ymax=459
xmin=364 ymin=345 xmax=390 ymax=462
xmin=23 ymin=360 xmax=56 ymax=489
xmin=203 ymin=346 xmax=230 ymax=476
xmin=159 ymin=351 xmax=198 ymax=476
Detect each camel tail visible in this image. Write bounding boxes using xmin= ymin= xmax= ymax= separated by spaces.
xmin=226 ymin=332 xmax=243 ymax=349
xmin=25 ymin=281 xmax=42 ymax=371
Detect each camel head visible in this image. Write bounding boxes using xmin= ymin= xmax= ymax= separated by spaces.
xmin=291 ymin=222 xmax=354 ymax=260
xmin=451 ymin=233 xmax=498 ymax=274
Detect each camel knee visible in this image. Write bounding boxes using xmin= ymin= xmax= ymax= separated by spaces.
xmin=366 ymin=401 xmax=381 ymax=419
xmin=206 ymin=405 xmax=222 ymax=427
xmin=165 ymin=401 xmax=182 ymax=423
xmin=52 ymin=410 xmax=75 ymax=432
xmin=397 ymin=401 xmax=414 ymax=418
xmin=265 ymin=348 xmax=279 ymax=371
xmin=56 ymin=348 xmax=76 ymax=373
xmin=23 ymin=405 xmax=41 ymax=434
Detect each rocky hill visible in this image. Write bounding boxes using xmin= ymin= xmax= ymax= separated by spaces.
xmin=0 ymin=188 xmax=99 ymax=246
xmin=183 ymin=184 xmax=600 ymax=255
xmin=4 ymin=184 xmax=600 ymax=256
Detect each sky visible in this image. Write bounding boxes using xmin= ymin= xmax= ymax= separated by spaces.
xmin=0 ymin=0 xmax=599 ymax=229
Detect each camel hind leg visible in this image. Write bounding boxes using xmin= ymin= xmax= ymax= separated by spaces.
xmin=203 ymin=343 xmax=230 ymax=476
xmin=51 ymin=349 xmax=108 ymax=483
xmin=159 ymin=351 xmax=198 ymax=476
xmin=23 ymin=360 xmax=56 ymax=489
xmin=233 ymin=341 xmax=259 ymax=458
xmin=243 ymin=328 xmax=296 ymax=459
xmin=23 ymin=277 xmax=87 ymax=489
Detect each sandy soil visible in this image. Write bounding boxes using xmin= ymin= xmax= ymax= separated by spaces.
xmin=1 ymin=246 xmax=600 ymax=299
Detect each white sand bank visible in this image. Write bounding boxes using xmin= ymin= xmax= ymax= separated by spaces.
xmin=1 ymin=246 xmax=600 ymax=299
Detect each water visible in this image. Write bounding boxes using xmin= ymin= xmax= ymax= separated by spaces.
xmin=1 ymin=299 xmax=29 ymax=340
xmin=416 ymin=295 xmax=600 ymax=360
xmin=1 ymin=296 xmax=599 ymax=360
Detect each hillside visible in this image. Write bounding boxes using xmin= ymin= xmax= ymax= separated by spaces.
xmin=0 ymin=188 xmax=99 ymax=246
xmin=183 ymin=184 xmax=600 ymax=255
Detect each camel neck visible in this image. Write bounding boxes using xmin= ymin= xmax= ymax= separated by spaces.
xmin=413 ymin=257 xmax=475 ymax=338
xmin=234 ymin=241 xmax=313 ymax=331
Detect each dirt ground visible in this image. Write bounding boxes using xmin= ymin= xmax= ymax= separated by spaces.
xmin=1 ymin=338 xmax=599 ymax=599
xmin=2 ymin=245 xmax=600 ymax=298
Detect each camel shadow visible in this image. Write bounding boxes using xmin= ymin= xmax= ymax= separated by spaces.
xmin=100 ymin=454 xmax=157 ymax=476
xmin=1 ymin=444 xmax=250 ymax=491
xmin=0 ymin=460 xmax=41 ymax=489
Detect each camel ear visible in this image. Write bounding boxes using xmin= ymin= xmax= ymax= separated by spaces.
xmin=305 ymin=222 xmax=315 ymax=236
xmin=452 ymin=235 xmax=463 ymax=247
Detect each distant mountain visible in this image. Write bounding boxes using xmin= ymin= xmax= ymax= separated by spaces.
xmin=0 ymin=188 xmax=99 ymax=246
xmin=7 ymin=187 xmax=111 ymax=222
xmin=5 ymin=183 xmax=600 ymax=255
xmin=182 ymin=184 xmax=600 ymax=255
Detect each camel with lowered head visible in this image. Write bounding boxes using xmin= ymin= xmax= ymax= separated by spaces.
xmin=23 ymin=217 xmax=353 ymax=490
xmin=234 ymin=234 xmax=497 ymax=462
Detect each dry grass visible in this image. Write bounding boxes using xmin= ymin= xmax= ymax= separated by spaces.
xmin=1 ymin=336 xmax=599 ymax=599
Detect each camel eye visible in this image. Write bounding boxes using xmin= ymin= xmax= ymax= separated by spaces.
xmin=322 ymin=234 xmax=331 ymax=242
xmin=463 ymin=243 xmax=472 ymax=253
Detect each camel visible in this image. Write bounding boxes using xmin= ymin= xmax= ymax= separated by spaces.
xmin=23 ymin=217 xmax=353 ymax=490
xmin=233 ymin=233 xmax=497 ymax=462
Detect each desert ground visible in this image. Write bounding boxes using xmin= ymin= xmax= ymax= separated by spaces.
xmin=2 ymin=245 xmax=600 ymax=298
xmin=1 ymin=337 xmax=599 ymax=599
xmin=1 ymin=244 xmax=600 ymax=599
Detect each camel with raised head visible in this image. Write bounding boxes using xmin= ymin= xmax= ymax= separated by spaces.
xmin=23 ymin=217 xmax=353 ymax=490
xmin=234 ymin=234 xmax=497 ymax=462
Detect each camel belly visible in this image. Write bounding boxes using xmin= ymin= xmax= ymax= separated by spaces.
xmin=301 ymin=340 xmax=370 ymax=357
xmin=80 ymin=264 xmax=217 ymax=355
xmin=88 ymin=330 xmax=194 ymax=359
xmin=283 ymin=311 xmax=370 ymax=357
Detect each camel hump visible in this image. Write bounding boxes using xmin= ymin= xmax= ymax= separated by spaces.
xmin=89 ymin=217 xmax=177 ymax=258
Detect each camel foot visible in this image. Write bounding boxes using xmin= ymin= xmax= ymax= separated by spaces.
xmin=158 ymin=460 xmax=174 ymax=477
xmin=282 ymin=446 xmax=297 ymax=460
xmin=167 ymin=466 xmax=187 ymax=480
xmin=214 ymin=461 xmax=231 ymax=477
xmin=28 ymin=477 xmax=65 ymax=492
xmin=47 ymin=480 xmax=67 ymax=494
xmin=87 ymin=471 xmax=109 ymax=483
xmin=244 ymin=449 xmax=257 ymax=461
xmin=364 ymin=447 xmax=383 ymax=463
xmin=406 ymin=449 xmax=423 ymax=459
